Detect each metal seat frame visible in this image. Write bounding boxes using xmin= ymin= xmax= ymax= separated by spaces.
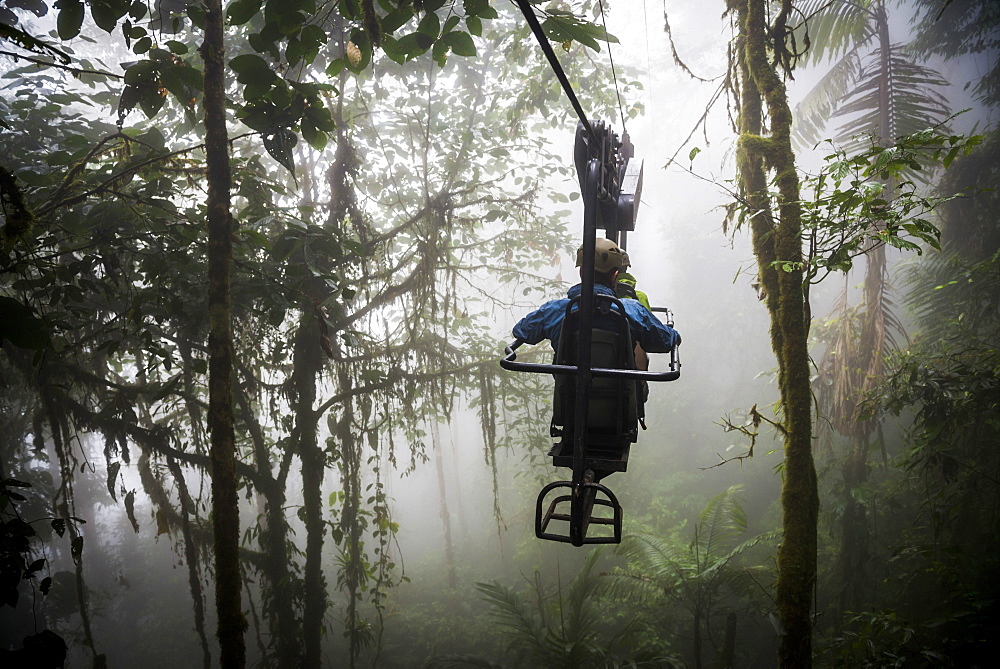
xmin=500 ymin=121 xmax=681 ymax=546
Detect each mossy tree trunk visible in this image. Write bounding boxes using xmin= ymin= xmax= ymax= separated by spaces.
xmin=292 ymin=304 xmax=326 ymax=669
xmin=202 ymin=0 xmax=246 ymax=665
xmin=730 ymin=0 xmax=819 ymax=665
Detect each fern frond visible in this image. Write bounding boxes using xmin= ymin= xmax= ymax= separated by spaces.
xmin=474 ymin=581 xmax=548 ymax=659
xmin=696 ymin=484 xmax=748 ymax=562
xmin=598 ymin=569 xmax=677 ymax=607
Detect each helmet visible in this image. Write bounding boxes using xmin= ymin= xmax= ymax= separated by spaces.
xmin=576 ymin=238 xmax=626 ymax=274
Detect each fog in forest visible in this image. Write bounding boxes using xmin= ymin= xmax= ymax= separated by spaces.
xmin=1 ymin=0 xmax=997 ymax=667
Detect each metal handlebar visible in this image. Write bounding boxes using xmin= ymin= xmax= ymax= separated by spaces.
xmin=500 ymin=339 xmax=681 ymax=382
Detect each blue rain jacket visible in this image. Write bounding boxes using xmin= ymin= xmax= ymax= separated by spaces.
xmin=513 ymin=283 xmax=680 ymax=354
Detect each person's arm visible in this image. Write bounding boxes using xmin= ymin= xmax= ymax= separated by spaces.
xmin=633 ymin=343 xmax=650 ymax=371
xmin=626 ymin=302 xmax=680 ymax=353
xmin=512 ymin=300 xmax=561 ymax=345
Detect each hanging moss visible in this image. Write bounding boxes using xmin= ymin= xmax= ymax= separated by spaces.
xmin=167 ymin=457 xmax=212 ymax=669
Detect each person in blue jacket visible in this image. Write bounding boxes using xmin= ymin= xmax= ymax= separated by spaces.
xmin=513 ymin=237 xmax=679 ymax=356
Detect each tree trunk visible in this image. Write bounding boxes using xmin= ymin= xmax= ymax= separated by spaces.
xmin=236 ymin=387 xmax=298 ymax=665
xmin=692 ymin=606 xmax=703 ymax=669
xmin=431 ymin=420 xmax=457 ymax=589
xmin=333 ymin=365 xmax=364 ymax=669
xmin=732 ymin=0 xmax=819 ymax=665
xmin=292 ymin=308 xmax=327 ymax=669
xmin=201 ymin=0 xmax=245 ymax=664
xmin=715 ymin=612 xmax=738 ymax=669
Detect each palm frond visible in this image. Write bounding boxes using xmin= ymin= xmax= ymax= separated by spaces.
xmin=794 ymin=47 xmax=863 ymax=148
xmin=792 ymin=0 xmax=876 ymax=66
xmin=908 ymin=0 xmax=1000 ymax=103
xmin=900 ymin=249 xmax=1000 ymax=342
xmin=832 ymin=47 xmax=951 ymax=157
xmin=562 ymin=549 xmax=604 ymax=647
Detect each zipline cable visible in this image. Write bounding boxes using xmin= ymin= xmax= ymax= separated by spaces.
xmin=596 ymin=0 xmax=627 ymax=134
xmin=513 ymin=0 xmax=598 ymax=143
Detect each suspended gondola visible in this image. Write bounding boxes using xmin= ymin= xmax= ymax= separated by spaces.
xmin=501 ymin=121 xmax=681 ymax=546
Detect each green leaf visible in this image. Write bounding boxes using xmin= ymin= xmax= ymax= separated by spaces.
xmin=380 ymin=5 xmax=413 ymax=35
xmin=304 ymin=103 xmax=334 ymax=131
xmin=187 ymin=3 xmax=205 ymax=29
xmin=123 ymin=59 xmax=158 ymax=84
xmin=416 ymin=11 xmax=439 ymax=39
xmin=107 ymin=462 xmax=121 ymax=501
xmin=160 ymin=64 xmax=203 ymax=103
xmin=540 ymin=13 xmax=613 ymax=52
xmin=71 ymin=535 xmax=83 ymax=566
xmin=271 ymin=233 xmax=300 ymax=261
xmin=227 ymin=0 xmax=263 ymax=25
xmin=301 ymin=117 xmax=326 ymax=150
xmin=229 ymin=53 xmax=276 ymax=85
xmin=55 ymin=0 xmax=85 ymax=40
xmin=132 ymin=35 xmax=152 ymax=54
xmin=238 ymin=101 xmax=276 ymax=131
xmin=444 ymin=31 xmax=475 ymax=57
xmin=138 ymin=83 xmax=166 ymax=117
xmin=432 ymin=39 xmax=449 ymax=66
xmin=464 ymin=0 xmax=496 ymax=19
xmin=164 ymin=39 xmax=188 ymax=54
xmin=263 ymin=127 xmax=297 ymax=175
xmin=26 ymin=559 xmax=45 ymax=576
xmin=442 ymin=15 xmax=460 ymax=34
xmin=299 ymin=23 xmax=326 ymax=58
xmin=396 ymin=31 xmax=433 ymax=57
xmin=267 ymin=307 xmax=286 ymax=327
xmin=286 ymin=36 xmax=304 ymax=68
xmin=124 ymin=490 xmax=140 ymax=533
xmin=465 ymin=15 xmax=482 ymax=37
xmin=118 ymin=83 xmax=141 ymax=120
xmin=90 ymin=0 xmax=130 ymax=33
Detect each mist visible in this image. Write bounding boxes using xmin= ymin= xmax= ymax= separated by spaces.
xmin=1 ymin=0 xmax=997 ymax=667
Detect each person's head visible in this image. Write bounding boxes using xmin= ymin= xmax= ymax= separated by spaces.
xmin=576 ymin=237 xmax=626 ymax=288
